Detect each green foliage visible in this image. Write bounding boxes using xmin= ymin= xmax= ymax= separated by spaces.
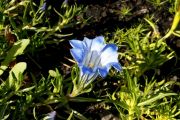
xmin=49 ymin=69 xmax=63 ymax=94
xmin=0 ymin=0 xmax=179 ymax=119
xmin=147 ymin=0 xmax=169 ymax=7
xmin=111 ymin=70 xmax=178 ymax=120
xmin=111 ymin=24 xmax=174 ymax=76
xmin=1 ymin=0 xmax=86 ymax=53
xmin=0 ymin=62 xmax=27 ymax=119
xmin=0 ymin=39 xmax=30 ymax=75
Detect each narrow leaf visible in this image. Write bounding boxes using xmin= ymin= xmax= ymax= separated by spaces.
xmin=138 ymin=92 xmax=177 ymax=106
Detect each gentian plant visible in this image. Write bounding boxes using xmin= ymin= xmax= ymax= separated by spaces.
xmin=69 ymin=36 xmax=122 ymax=97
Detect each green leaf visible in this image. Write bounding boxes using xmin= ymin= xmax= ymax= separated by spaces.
xmin=49 ymin=68 xmax=63 ymax=94
xmin=68 ymin=109 xmax=89 ymax=120
xmin=67 ymin=111 xmax=74 ymax=120
xmin=138 ymin=93 xmax=177 ymax=106
xmin=0 ymin=39 xmax=30 ymax=76
xmin=0 ymin=104 xmax=8 ymax=120
xmin=49 ymin=70 xmax=57 ymax=78
xmin=7 ymin=62 xmax=27 ymax=90
xmin=115 ymin=101 xmax=129 ymax=111
xmin=19 ymin=86 xmax=35 ymax=93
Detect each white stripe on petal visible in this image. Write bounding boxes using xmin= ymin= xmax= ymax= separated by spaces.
xmin=83 ymin=37 xmax=93 ymax=49
xmin=84 ymin=51 xmax=93 ymax=67
xmin=84 ymin=51 xmax=100 ymax=70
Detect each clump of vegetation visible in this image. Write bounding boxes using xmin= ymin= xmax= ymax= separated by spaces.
xmin=0 ymin=0 xmax=180 ymax=119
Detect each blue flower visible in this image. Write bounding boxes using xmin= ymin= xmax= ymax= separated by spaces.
xmin=70 ymin=36 xmax=122 ymax=90
xmin=46 ymin=111 xmax=56 ymax=120
xmin=40 ymin=0 xmax=68 ymax=11
xmin=41 ymin=2 xmax=47 ymax=11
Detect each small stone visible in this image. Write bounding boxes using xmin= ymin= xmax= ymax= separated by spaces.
xmin=176 ymin=40 xmax=180 ymax=47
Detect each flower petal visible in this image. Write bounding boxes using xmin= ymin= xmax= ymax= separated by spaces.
xmin=84 ymin=51 xmax=99 ymax=69
xmin=83 ymin=36 xmax=105 ymax=52
xmin=98 ymin=66 xmax=110 ymax=78
xmin=41 ymin=3 xmax=47 ymax=11
xmin=80 ymin=66 xmax=93 ymax=75
xmin=70 ymin=48 xmax=84 ymax=64
xmin=70 ymin=40 xmax=84 ymax=49
xmin=100 ymin=44 xmax=119 ymax=66
xmin=83 ymin=37 xmax=92 ymax=49
xmin=90 ymin=36 xmax=105 ymax=51
xmin=47 ymin=111 xmax=56 ymax=120
xmin=111 ymin=62 xmax=122 ymax=71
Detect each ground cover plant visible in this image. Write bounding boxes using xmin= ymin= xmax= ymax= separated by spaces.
xmin=0 ymin=0 xmax=180 ymax=119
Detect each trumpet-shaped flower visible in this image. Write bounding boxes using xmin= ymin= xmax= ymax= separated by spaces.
xmin=69 ymin=36 xmax=122 ymax=97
